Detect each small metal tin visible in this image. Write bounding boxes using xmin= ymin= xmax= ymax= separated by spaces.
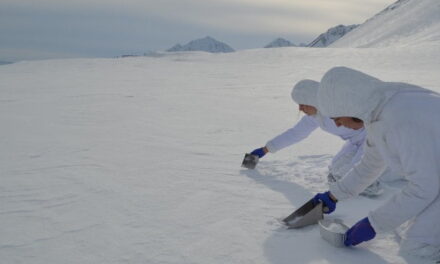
xmin=318 ymin=218 xmax=349 ymax=247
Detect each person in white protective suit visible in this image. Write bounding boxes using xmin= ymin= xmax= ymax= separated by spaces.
xmin=249 ymin=79 xmax=382 ymax=196
xmin=313 ymin=66 xmax=440 ymax=260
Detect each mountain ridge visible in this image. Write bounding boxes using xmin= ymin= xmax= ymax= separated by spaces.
xmin=331 ymin=0 xmax=440 ymax=47
xmin=307 ymin=24 xmax=358 ymax=47
xmin=167 ymin=36 xmax=235 ymax=53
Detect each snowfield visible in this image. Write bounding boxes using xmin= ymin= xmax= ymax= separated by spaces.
xmin=1 ymin=45 xmax=439 ymax=264
xmin=331 ymin=0 xmax=440 ymax=48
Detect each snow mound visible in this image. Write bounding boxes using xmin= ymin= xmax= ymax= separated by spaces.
xmin=331 ymin=0 xmax=440 ymax=47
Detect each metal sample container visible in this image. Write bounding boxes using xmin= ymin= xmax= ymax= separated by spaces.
xmin=319 ymin=218 xmax=350 ymax=247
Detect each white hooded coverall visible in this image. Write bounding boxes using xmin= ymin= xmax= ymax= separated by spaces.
xmin=318 ymin=66 xmax=440 ymax=257
xmin=265 ymin=79 xmax=366 ymax=179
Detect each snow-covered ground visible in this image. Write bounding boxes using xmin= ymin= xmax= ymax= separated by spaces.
xmin=1 ymin=45 xmax=439 ymax=264
xmin=332 ymin=0 xmax=440 ymax=48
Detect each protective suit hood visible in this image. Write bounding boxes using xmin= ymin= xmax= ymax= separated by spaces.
xmin=318 ymin=67 xmax=429 ymax=124
xmin=291 ymin=79 xmax=319 ymax=108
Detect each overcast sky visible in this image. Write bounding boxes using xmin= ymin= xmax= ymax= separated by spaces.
xmin=0 ymin=0 xmax=395 ymax=62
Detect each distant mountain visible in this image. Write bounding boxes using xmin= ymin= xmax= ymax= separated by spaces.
xmin=264 ymin=38 xmax=296 ymax=48
xmin=167 ymin=44 xmax=183 ymax=52
xmin=331 ymin=0 xmax=440 ymax=47
xmin=307 ymin=24 xmax=358 ymax=47
xmin=167 ymin=36 xmax=234 ymax=53
xmin=0 ymin=61 xmax=13 ymax=65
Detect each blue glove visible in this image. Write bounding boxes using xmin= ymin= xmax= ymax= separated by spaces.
xmin=313 ymin=191 xmax=337 ymax=214
xmin=344 ymin=217 xmax=376 ymax=246
xmin=251 ymin=147 xmax=267 ymax=158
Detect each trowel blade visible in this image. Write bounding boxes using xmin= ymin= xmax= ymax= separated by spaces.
xmin=283 ymin=199 xmax=324 ymax=228
xmin=283 ymin=199 xmax=315 ymax=223
xmin=241 ymin=153 xmax=259 ymax=169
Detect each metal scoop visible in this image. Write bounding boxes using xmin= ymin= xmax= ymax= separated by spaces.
xmin=283 ymin=199 xmax=324 ymax=229
xmin=241 ymin=153 xmax=259 ymax=169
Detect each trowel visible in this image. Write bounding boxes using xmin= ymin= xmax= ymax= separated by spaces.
xmin=283 ymin=199 xmax=327 ymax=229
xmin=241 ymin=153 xmax=259 ymax=169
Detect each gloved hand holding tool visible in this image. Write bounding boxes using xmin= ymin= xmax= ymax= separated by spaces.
xmin=283 ymin=191 xmax=337 ymax=228
xmin=250 ymin=147 xmax=268 ymax=158
xmin=242 ymin=147 xmax=268 ymax=169
xmin=313 ymin=191 xmax=338 ymax=214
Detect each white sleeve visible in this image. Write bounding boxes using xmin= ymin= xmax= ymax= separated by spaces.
xmin=265 ymin=116 xmax=319 ymax=153
xmin=329 ymin=136 xmax=386 ymax=200
xmin=350 ymin=141 xmax=365 ymax=167
xmin=368 ymin=126 xmax=440 ymax=233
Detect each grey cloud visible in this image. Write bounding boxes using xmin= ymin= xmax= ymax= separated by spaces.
xmin=0 ymin=0 xmax=395 ymax=61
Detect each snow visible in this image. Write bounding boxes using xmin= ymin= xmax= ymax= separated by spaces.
xmin=1 ymin=44 xmax=439 ymax=263
xmin=2 ymin=1 xmax=440 ymax=259
xmin=327 ymin=223 xmax=348 ymax=234
xmin=332 ymin=0 xmax=440 ymax=47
